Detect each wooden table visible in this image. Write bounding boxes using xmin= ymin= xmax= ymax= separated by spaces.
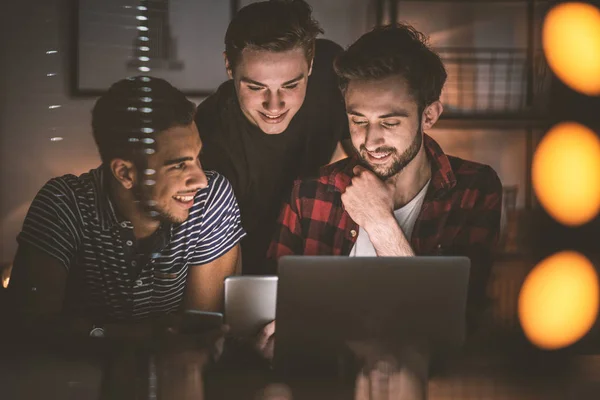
xmin=1 ymin=331 xmax=598 ymax=400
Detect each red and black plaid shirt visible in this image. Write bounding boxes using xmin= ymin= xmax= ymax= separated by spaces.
xmin=268 ymin=134 xmax=503 ymax=328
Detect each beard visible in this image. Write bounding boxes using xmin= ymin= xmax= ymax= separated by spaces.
xmin=131 ymin=180 xmax=185 ymax=225
xmin=357 ymin=126 xmax=424 ymax=180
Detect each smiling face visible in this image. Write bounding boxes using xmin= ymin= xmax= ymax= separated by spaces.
xmin=345 ymin=75 xmax=426 ymax=180
xmin=133 ymin=122 xmax=208 ymax=224
xmin=227 ymin=47 xmax=312 ymax=135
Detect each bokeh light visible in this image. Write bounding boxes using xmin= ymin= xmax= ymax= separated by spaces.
xmin=543 ymin=2 xmax=600 ymax=96
xmin=519 ymin=251 xmax=599 ymax=350
xmin=532 ymin=121 xmax=600 ymax=226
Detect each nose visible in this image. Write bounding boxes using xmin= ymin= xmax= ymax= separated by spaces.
xmin=262 ymin=89 xmax=284 ymax=114
xmin=188 ymin=162 xmax=208 ymax=190
xmin=363 ymin=124 xmax=386 ymax=152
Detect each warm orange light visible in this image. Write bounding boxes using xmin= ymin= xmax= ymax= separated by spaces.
xmin=543 ymin=2 xmax=600 ymax=96
xmin=532 ymin=122 xmax=600 ymax=226
xmin=519 ymin=251 xmax=599 ymax=350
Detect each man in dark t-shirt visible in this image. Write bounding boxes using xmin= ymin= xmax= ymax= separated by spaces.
xmin=195 ymin=1 xmax=349 ymax=275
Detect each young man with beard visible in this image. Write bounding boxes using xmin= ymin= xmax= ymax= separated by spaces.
xmin=262 ymin=23 xmax=503 ymax=398
xmin=7 ymin=76 xmax=245 ymax=344
xmin=195 ymin=0 xmax=349 ymax=275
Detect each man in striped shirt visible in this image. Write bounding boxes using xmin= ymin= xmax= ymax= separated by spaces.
xmin=7 ymin=77 xmax=245 ymax=347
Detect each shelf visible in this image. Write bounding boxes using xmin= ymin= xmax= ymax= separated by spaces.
xmin=436 ymin=113 xmax=549 ymax=130
xmin=434 ymin=47 xmax=550 ymax=120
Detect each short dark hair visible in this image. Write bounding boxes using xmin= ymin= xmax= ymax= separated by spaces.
xmin=91 ymin=76 xmax=196 ymax=165
xmin=225 ymin=0 xmax=323 ymax=73
xmin=334 ymin=23 xmax=447 ymax=113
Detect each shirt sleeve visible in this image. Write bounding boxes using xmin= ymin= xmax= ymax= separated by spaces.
xmin=267 ymin=180 xmax=305 ymax=262
xmin=189 ymin=173 xmax=246 ymax=266
xmin=16 ymin=178 xmax=81 ymax=271
xmin=450 ymin=166 xmax=503 ymax=335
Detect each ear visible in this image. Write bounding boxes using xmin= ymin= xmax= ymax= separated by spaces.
xmin=109 ymin=158 xmax=137 ymax=190
xmin=421 ymin=101 xmax=443 ymax=131
xmin=308 ymin=57 xmax=314 ymax=77
xmin=224 ymin=52 xmax=233 ymax=80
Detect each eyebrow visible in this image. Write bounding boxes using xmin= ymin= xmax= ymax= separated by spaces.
xmin=347 ymin=110 xmax=410 ymax=118
xmin=163 ymin=146 xmax=203 ymax=167
xmin=163 ymin=156 xmax=193 ymax=166
xmin=240 ymin=73 xmax=305 ymax=87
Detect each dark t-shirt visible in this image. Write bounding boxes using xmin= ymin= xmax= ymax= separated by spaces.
xmin=195 ymin=39 xmax=349 ymax=275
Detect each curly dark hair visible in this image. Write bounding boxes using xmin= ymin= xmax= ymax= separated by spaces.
xmin=91 ymin=76 xmax=195 ymax=165
xmin=334 ymin=23 xmax=447 ymax=113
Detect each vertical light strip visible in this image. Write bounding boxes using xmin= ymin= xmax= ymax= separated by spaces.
xmin=45 ymin=20 xmax=62 ymax=143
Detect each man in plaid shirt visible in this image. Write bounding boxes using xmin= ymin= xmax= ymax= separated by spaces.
xmin=260 ymin=23 xmax=503 ymax=398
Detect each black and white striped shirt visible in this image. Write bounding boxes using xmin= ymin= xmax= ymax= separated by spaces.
xmin=17 ymin=166 xmax=245 ymax=321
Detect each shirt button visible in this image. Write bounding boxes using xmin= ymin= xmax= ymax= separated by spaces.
xmin=126 ymin=240 xmax=133 ymax=246
xmin=135 ymin=279 xmax=143 ymax=287
xmin=350 ymin=229 xmax=357 ymax=238
xmin=131 ymin=260 xmax=137 ymax=267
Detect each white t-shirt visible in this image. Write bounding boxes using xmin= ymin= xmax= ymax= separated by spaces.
xmin=349 ymin=180 xmax=430 ymax=257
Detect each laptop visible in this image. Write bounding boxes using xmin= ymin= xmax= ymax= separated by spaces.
xmin=273 ymin=256 xmax=471 ymax=376
xmin=224 ymin=276 xmax=278 ymax=337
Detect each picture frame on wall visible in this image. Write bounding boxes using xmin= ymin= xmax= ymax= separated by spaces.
xmin=73 ymin=0 xmax=238 ymax=96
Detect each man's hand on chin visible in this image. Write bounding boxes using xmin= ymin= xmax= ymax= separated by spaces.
xmin=341 ymin=165 xmax=394 ymax=230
